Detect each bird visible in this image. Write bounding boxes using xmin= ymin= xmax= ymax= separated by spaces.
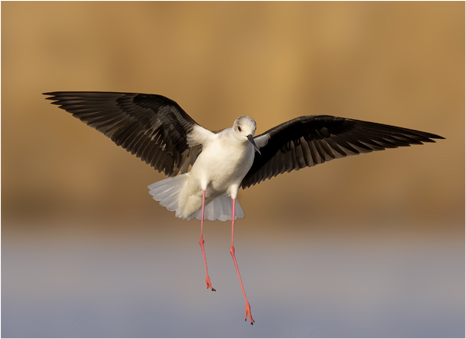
xmin=43 ymin=91 xmax=444 ymax=324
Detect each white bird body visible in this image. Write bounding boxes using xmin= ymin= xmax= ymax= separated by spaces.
xmin=179 ymin=129 xmax=255 ymax=216
xmin=149 ymin=117 xmax=259 ymax=220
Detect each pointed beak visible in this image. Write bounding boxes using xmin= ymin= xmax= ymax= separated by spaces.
xmin=247 ymin=134 xmax=261 ymax=155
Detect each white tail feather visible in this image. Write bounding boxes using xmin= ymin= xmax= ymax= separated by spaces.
xmin=148 ymin=174 xmax=189 ymax=212
xmin=190 ymin=194 xmax=244 ymax=221
xmin=148 ymin=175 xmax=244 ymax=222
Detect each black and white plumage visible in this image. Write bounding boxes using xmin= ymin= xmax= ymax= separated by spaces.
xmin=44 ymin=91 xmax=444 ymax=207
xmin=44 ymin=91 xmax=443 ymax=324
xmin=241 ymin=115 xmax=443 ymax=188
xmin=45 ymin=91 xmax=202 ymax=177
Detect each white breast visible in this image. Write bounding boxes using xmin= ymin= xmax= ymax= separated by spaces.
xmin=195 ymin=131 xmax=255 ymax=192
xmin=176 ymin=130 xmax=255 ymax=218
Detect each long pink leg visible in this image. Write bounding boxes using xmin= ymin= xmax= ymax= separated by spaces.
xmin=230 ymin=198 xmax=254 ymax=324
xmin=199 ymin=190 xmax=215 ymax=291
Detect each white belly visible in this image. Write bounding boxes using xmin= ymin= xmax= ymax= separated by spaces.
xmin=176 ymin=138 xmax=255 ymax=218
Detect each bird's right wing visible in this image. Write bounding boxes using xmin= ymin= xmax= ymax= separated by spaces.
xmin=241 ymin=115 xmax=444 ymax=189
xmin=44 ymin=91 xmax=214 ymax=177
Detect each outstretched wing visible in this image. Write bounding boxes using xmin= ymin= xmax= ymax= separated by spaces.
xmin=241 ymin=115 xmax=444 ymax=189
xmin=43 ymin=91 xmax=211 ymax=177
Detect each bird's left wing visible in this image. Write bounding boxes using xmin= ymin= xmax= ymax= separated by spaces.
xmin=241 ymin=115 xmax=444 ymax=189
xmin=44 ymin=91 xmax=213 ymax=177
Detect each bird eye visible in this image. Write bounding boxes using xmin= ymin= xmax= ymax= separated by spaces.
xmin=238 ymin=126 xmax=242 ymax=132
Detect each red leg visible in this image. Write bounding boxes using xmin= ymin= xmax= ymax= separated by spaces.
xmin=199 ymin=190 xmax=215 ymax=291
xmin=230 ymin=198 xmax=254 ymax=324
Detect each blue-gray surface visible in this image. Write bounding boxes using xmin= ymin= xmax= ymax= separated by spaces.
xmin=3 ymin=221 xmax=464 ymax=338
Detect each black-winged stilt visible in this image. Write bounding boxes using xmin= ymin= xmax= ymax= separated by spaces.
xmin=44 ymin=91 xmax=444 ymax=324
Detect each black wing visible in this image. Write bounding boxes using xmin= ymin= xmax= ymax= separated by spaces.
xmin=43 ymin=91 xmax=203 ymax=177
xmin=241 ymin=115 xmax=444 ymax=189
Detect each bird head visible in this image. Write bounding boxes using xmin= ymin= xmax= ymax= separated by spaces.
xmin=233 ymin=116 xmax=261 ymax=155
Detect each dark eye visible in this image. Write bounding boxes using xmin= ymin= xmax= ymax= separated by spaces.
xmin=238 ymin=126 xmax=242 ymax=132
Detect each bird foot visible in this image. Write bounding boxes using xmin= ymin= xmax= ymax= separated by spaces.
xmin=205 ymin=277 xmax=216 ymax=291
xmin=245 ymin=302 xmax=254 ymax=325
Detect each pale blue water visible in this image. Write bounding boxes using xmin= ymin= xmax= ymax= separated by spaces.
xmin=2 ymin=221 xmax=464 ymax=337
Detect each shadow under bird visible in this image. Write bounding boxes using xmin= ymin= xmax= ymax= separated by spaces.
xmin=44 ymin=91 xmax=444 ymax=324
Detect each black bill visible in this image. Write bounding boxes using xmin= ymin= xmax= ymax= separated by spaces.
xmin=247 ymin=134 xmax=262 ymax=155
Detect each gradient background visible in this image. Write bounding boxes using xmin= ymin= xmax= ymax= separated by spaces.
xmin=2 ymin=2 xmax=464 ymax=337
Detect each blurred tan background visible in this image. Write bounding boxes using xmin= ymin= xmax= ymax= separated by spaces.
xmin=0 ymin=0 xmax=466 ymax=339
xmin=2 ymin=2 xmax=464 ymax=338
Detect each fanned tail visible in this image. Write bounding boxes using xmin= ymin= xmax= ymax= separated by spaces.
xmin=190 ymin=195 xmax=244 ymax=221
xmin=148 ymin=175 xmax=245 ymax=221
xmin=148 ymin=174 xmax=189 ymax=213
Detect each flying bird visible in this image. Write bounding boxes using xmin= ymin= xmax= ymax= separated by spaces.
xmin=43 ymin=91 xmax=444 ymax=324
